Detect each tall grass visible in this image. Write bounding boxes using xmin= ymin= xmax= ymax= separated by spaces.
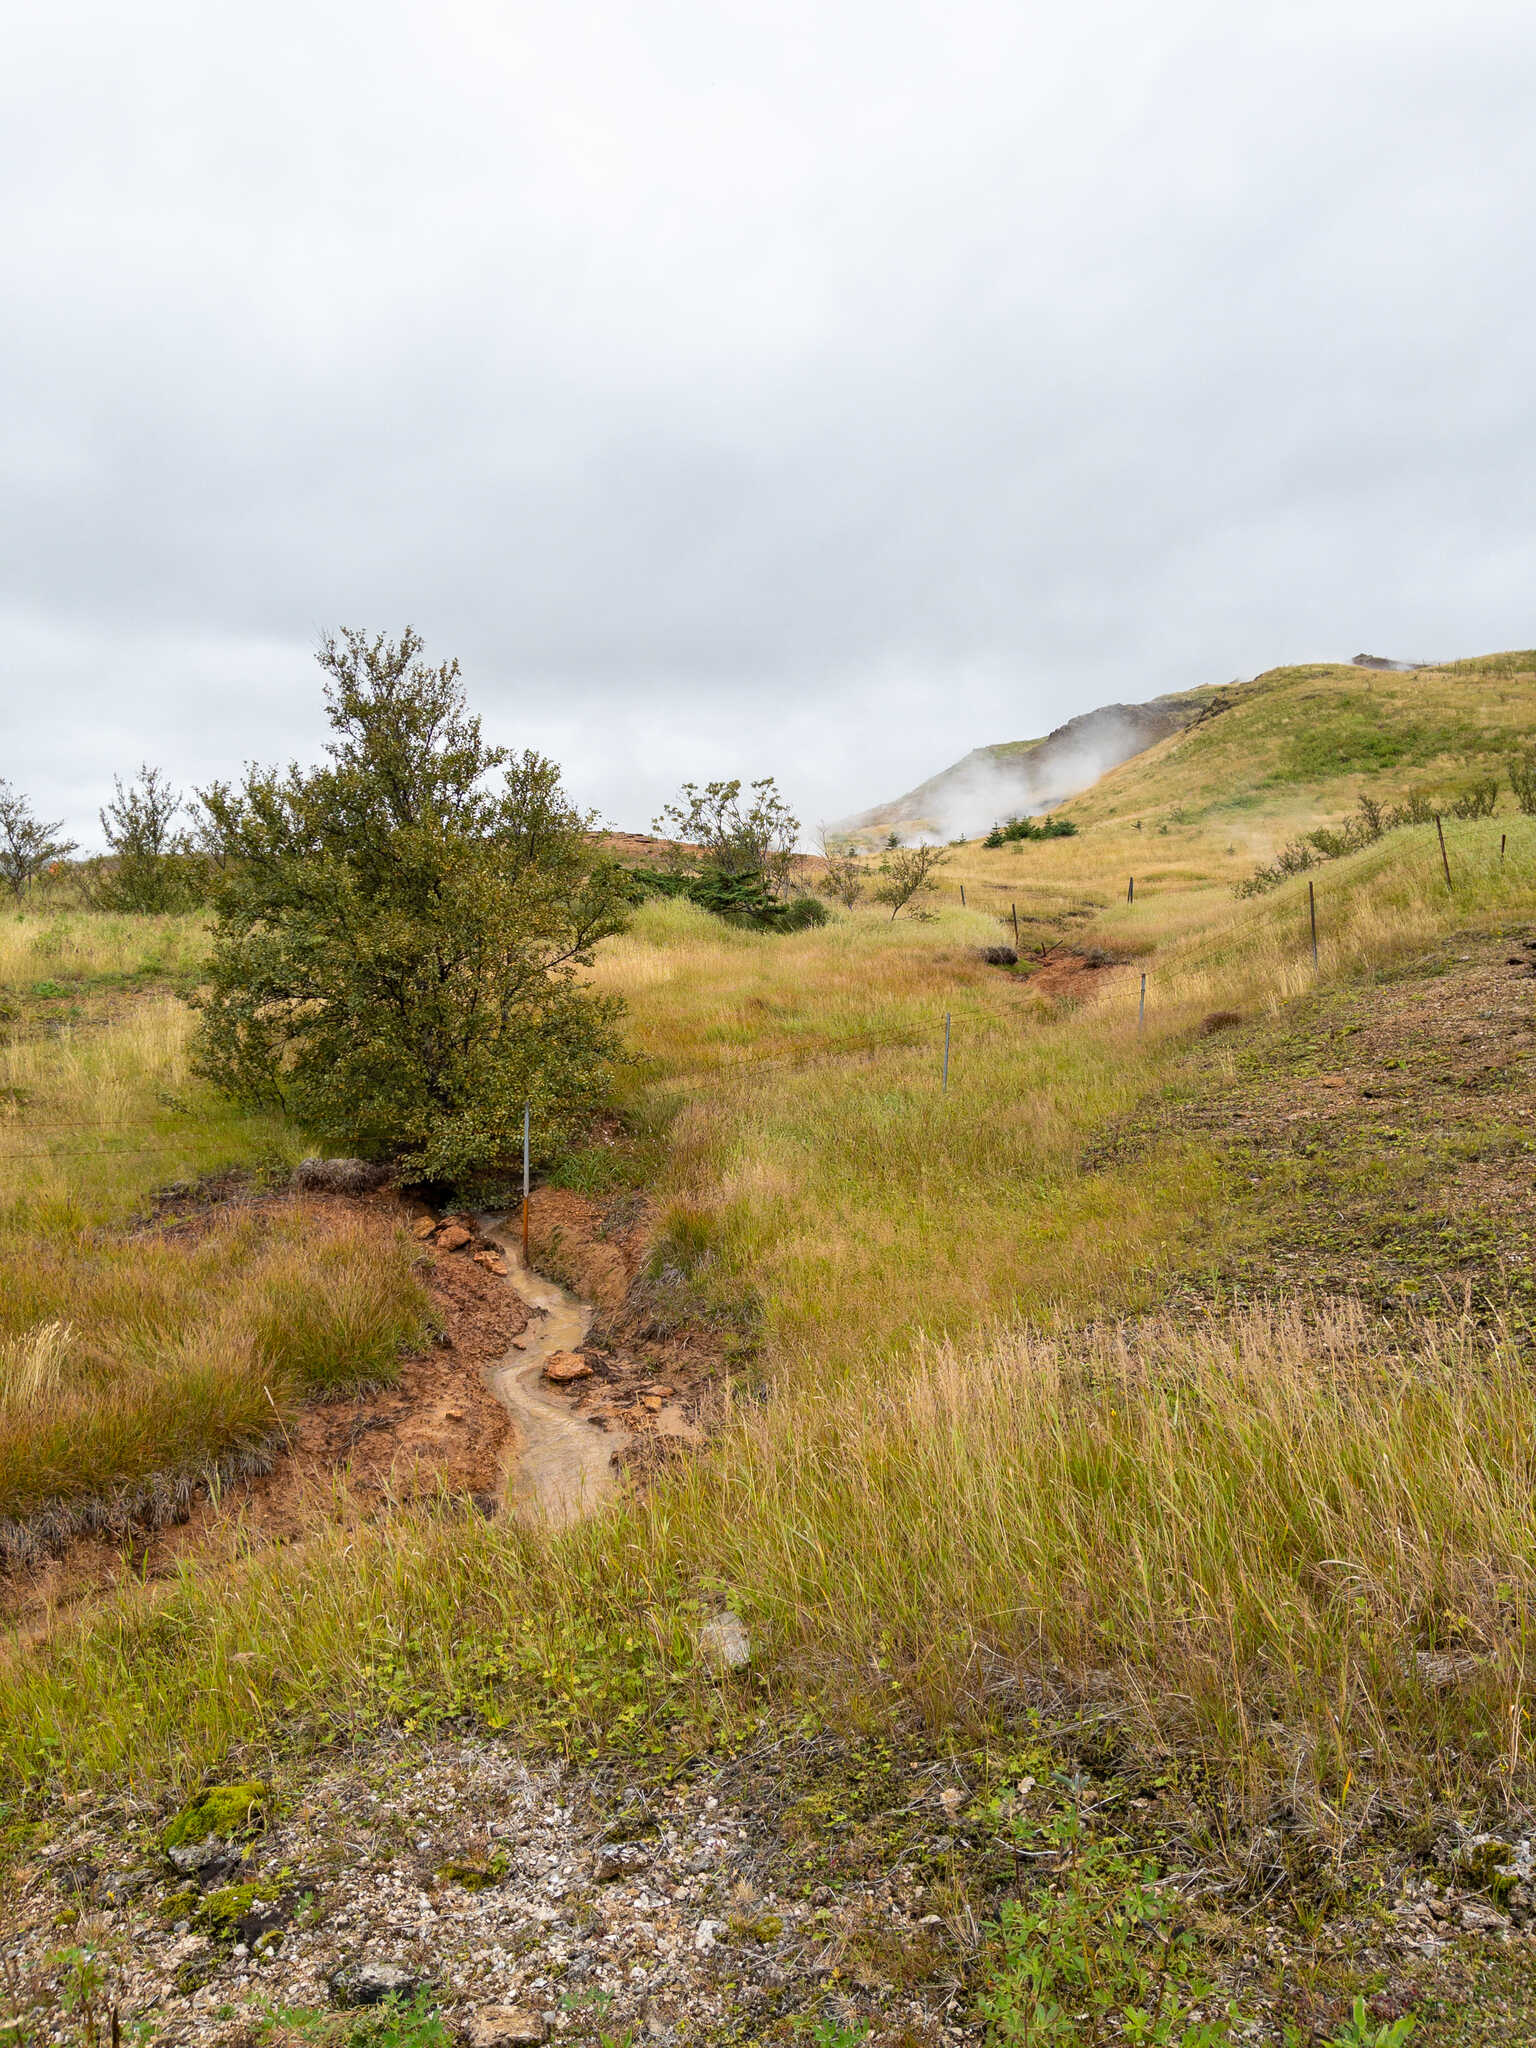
xmin=0 ymin=1208 xmax=431 ymax=1536
xmin=0 ymin=905 xmax=208 ymax=987
xmin=3 ymin=1300 xmax=1530 ymax=1819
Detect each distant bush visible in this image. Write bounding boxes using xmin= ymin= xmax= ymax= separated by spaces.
xmin=1509 ymin=750 xmax=1536 ymax=816
xmin=620 ymin=863 xmax=828 ymax=933
xmin=817 ymin=829 xmax=866 ymax=908
xmin=88 ymin=765 xmax=214 ymax=913
xmin=984 ymin=815 xmax=1079 ymax=848
xmin=1237 ymin=778 xmax=1504 ymax=896
xmin=1450 ymin=778 xmax=1499 ymax=821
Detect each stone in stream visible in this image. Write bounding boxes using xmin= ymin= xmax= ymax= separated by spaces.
xmin=436 ymin=1224 xmax=474 ymax=1252
xmin=542 ymin=1350 xmax=592 ymax=1383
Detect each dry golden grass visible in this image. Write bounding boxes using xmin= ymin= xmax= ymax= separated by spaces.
xmin=0 ymin=1207 xmax=431 ymax=1537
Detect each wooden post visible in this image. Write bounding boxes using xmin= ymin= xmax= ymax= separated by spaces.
xmin=1138 ymin=972 xmax=1146 ymax=1033
xmin=942 ymin=1012 xmax=951 ymax=1092
xmin=1435 ymin=814 xmax=1453 ymax=891
xmin=1127 ymin=876 xmax=1135 ymax=904
xmin=960 ymin=883 xmax=966 ymax=907
xmin=521 ymin=1101 xmax=531 ymax=1259
xmin=1308 ymin=878 xmax=1318 ymax=969
xmin=1501 ymin=832 xmax=1507 ymax=867
xmin=1011 ymin=902 xmax=1019 ymax=948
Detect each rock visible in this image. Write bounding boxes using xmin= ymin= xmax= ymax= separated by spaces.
xmin=412 ymin=1218 xmax=439 ymax=1241
xmin=694 ymin=1918 xmax=720 ymax=1951
xmin=163 ymin=1782 xmax=267 ymax=1869
xmin=465 ymin=2009 xmax=546 ymax=2048
xmin=543 ymin=1351 xmax=592 ymax=1383
xmin=436 ymin=1224 xmax=474 ymax=1252
xmin=97 ymin=1867 xmax=157 ymax=1907
xmin=594 ymin=1843 xmax=652 ymax=1882
xmin=331 ymin=1960 xmax=420 ymax=2007
xmin=1415 ymin=1649 xmax=1484 ymax=1688
xmin=294 ymin=1158 xmax=391 ymax=1195
xmin=979 ymin=946 xmax=1018 ymax=967
xmin=473 ymin=1252 xmax=509 ymax=1276
xmin=1460 ymin=1898 xmax=1511 ymax=1934
xmin=697 ymin=1612 xmax=750 ymax=1672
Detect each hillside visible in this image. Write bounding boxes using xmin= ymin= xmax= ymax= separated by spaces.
xmin=843 ymin=649 xmax=1536 ymax=849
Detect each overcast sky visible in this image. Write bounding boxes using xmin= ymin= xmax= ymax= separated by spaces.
xmin=5 ymin=0 xmax=1534 ymax=847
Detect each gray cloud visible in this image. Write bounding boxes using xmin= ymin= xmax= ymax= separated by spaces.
xmin=3 ymin=0 xmax=1534 ymax=845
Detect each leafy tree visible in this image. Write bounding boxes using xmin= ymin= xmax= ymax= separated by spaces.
xmin=0 ymin=780 xmax=76 ymax=899
xmin=654 ymin=777 xmax=800 ymax=897
xmin=92 ymin=763 xmax=208 ymax=911
xmin=192 ymin=628 xmax=631 ymax=1184
xmin=873 ymin=842 xmax=948 ymax=920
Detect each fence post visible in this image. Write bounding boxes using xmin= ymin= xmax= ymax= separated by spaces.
xmin=1501 ymin=832 xmax=1507 ymax=867
xmin=1308 ymin=878 xmax=1318 ymax=970
xmin=942 ymin=1012 xmax=951 ymax=1092
xmin=522 ymin=1101 xmax=531 ymax=1258
xmin=1435 ymin=814 xmax=1453 ymax=891
xmin=1012 ymin=902 xmax=1019 ymax=948
xmin=960 ymin=883 xmax=966 ymax=907
xmin=1128 ymin=876 xmax=1135 ymax=904
xmin=1138 ymin=972 xmax=1146 ymax=1033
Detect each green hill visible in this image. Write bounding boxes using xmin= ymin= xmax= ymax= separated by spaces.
xmin=845 ymin=651 xmax=1536 ymax=849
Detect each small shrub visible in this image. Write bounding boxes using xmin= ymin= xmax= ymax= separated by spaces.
xmin=1449 ymin=778 xmax=1498 ymax=820
xmin=1509 ymin=750 xmax=1536 ymax=816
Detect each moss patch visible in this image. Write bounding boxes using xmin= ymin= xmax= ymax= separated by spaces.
xmin=162 ymin=1781 xmax=269 ymax=1851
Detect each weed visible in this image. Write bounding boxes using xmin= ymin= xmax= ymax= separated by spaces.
xmin=1320 ymin=1995 xmax=1417 ymax=2046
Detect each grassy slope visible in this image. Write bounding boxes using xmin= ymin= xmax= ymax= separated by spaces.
xmin=7 ymin=665 xmax=1536 ymax=2038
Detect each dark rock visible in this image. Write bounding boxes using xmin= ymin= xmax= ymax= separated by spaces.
xmin=295 ymin=1158 xmax=392 ymax=1195
xmin=979 ymin=946 xmax=1018 ymax=967
xmin=97 ymin=1867 xmax=158 ymax=1907
xmin=331 ymin=1960 xmax=421 ymax=2007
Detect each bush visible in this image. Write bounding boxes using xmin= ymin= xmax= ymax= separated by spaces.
xmin=619 ymin=864 xmax=828 ymax=933
xmin=983 ymin=815 xmax=1079 ymax=848
xmin=89 ymin=765 xmax=213 ymax=913
xmin=1237 ymin=778 xmax=1501 ymax=896
xmin=1508 ymin=751 xmax=1536 ymax=816
xmin=1450 ymin=778 xmax=1499 ymax=820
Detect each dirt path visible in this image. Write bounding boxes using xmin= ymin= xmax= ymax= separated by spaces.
xmin=479 ymin=1214 xmax=620 ymax=1526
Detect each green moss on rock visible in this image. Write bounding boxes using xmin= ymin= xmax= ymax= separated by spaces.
xmin=162 ymin=1781 xmax=268 ymax=1851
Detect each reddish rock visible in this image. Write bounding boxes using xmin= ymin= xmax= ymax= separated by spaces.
xmin=543 ymin=1350 xmax=592 ymax=1383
